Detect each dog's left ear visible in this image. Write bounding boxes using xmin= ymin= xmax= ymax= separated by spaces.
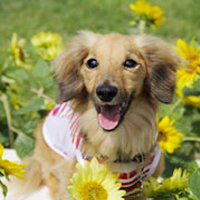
xmin=53 ymin=31 xmax=100 ymax=102
xmin=134 ymin=35 xmax=179 ymax=104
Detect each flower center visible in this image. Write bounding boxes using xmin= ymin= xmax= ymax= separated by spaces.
xmin=80 ymin=181 xmax=108 ymax=200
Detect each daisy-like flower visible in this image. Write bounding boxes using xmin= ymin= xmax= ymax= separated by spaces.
xmin=183 ymin=95 xmax=200 ymax=108
xmin=130 ymin=0 xmax=165 ymax=28
xmin=0 ymin=143 xmax=26 ymax=180
xmin=176 ymin=38 xmax=200 ymax=97
xmin=158 ymin=116 xmax=183 ymax=154
xmin=44 ymin=99 xmax=55 ymax=110
xmin=9 ymin=33 xmax=32 ymax=70
xmin=161 ymin=168 xmax=189 ymax=191
xmin=142 ymin=176 xmax=161 ymax=197
xmin=31 ymin=32 xmax=63 ymax=61
xmin=142 ymin=168 xmax=189 ymax=199
xmin=67 ymin=157 xmax=126 ymax=200
xmin=0 ymin=143 xmax=26 ymax=197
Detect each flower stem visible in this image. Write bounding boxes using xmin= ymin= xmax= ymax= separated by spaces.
xmin=138 ymin=20 xmax=146 ymax=35
xmin=168 ymin=98 xmax=182 ymax=117
xmin=10 ymin=126 xmax=32 ymax=139
xmin=0 ymin=94 xmax=14 ymax=148
xmin=0 ymin=94 xmax=31 ymax=147
xmin=182 ymin=136 xmax=200 ymax=143
xmin=31 ymin=87 xmax=56 ymax=105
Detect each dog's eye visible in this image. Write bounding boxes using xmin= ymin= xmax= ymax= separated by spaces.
xmin=124 ymin=59 xmax=138 ymax=68
xmin=86 ymin=58 xmax=98 ymax=69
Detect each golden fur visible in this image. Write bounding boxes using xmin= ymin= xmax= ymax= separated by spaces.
xmin=9 ymin=31 xmax=178 ymax=200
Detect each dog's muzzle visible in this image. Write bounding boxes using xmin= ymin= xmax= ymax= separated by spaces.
xmin=96 ymin=85 xmax=118 ymax=102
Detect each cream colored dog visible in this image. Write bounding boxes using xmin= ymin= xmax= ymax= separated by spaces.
xmin=10 ymin=31 xmax=178 ymax=200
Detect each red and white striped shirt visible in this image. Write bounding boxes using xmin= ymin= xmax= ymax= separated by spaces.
xmin=42 ymin=102 xmax=161 ymax=197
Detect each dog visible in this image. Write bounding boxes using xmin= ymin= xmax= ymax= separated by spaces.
xmin=10 ymin=31 xmax=178 ymax=200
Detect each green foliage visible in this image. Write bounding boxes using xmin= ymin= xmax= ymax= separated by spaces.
xmin=189 ymin=169 xmax=200 ymax=199
xmin=1 ymin=0 xmax=200 ymax=62
xmin=0 ymin=179 xmax=7 ymax=197
xmin=15 ymin=135 xmax=36 ymax=158
xmin=160 ymin=79 xmax=200 ymax=178
xmin=0 ymin=33 xmax=57 ymax=157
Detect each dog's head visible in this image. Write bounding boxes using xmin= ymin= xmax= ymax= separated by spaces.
xmin=54 ymin=31 xmax=178 ymax=131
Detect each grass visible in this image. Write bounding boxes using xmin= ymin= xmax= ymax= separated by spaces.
xmin=150 ymin=0 xmax=200 ymax=41
xmin=0 ymin=0 xmax=200 ymax=61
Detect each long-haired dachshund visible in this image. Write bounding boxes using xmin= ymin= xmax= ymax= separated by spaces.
xmin=10 ymin=31 xmax=178 ymax=200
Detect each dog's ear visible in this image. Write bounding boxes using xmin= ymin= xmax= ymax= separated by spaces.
xmin=134 ymin=35 xmax=179 ymax=104
xmin=53 ymin=31 xmax=100 ymax=101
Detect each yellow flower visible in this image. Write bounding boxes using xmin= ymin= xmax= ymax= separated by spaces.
xmin=151 ymin=6 xmax=166 ymax=27
xmin=31 ymin=32 xmax=63 ymax=61
xmin=130 ymin=0 xmax=165 ymax=27
xmin=176 ymin=39 xmax=200 ymax=97
xmin=142 ymin=168 xmax=189 ymax=198
xmin=176 ymin=69 xmax=198 ymax=98
xmin=6 ymin=84 xmax=25 ymax=110
xmin=142 ymin=176 xmax=161 ymax=197
xmin=44 ymin=99 xmax=54 ymax=110
xmin=0 ymin=144 xmax=26 ymax=180
xmin=161 ymin=168 xmax=189 ymax=191
xmin=183 ymin=95 xmax=200 ymax=108
xmin=68 ymin=157 xmax=126 ymax=200
xmin=158 ymin=116 xmax=183 ymax=154
xmin=9 ymin=33 xmax=32 ymax=70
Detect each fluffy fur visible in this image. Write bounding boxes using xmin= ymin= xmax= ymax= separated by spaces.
xmin=9 ymin=31 xmax=179 ymax=200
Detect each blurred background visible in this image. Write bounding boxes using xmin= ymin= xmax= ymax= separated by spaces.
xmin=1 ymin=0 xmax=200 ymax=55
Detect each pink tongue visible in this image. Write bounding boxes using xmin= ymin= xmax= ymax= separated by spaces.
xmin=98 ymin=105 xmax=120 ymax=130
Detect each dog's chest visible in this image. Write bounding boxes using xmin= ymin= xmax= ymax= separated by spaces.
xmin=43 ymin=102 xmax=161 ymax=198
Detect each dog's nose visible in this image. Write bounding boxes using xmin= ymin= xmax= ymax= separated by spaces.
xmin=96 ymin=85 xmax=118 ymax=102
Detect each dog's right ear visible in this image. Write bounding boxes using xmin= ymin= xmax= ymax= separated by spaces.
xmin=134 ymin=35 xmax=179 ymax=104
xmin=53 ymin=31 xmax=100 ymax=101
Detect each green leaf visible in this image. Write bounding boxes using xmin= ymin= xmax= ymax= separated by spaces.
xmin=0 ymin=179 xmax=8 ymax=197
xmin=163 ymin=148 xmax=199 ymax=178
xmin=0 ymin=169 xmax=9 ymax=181
xmin=7 ymin=68 xmax=29 ymax=82
xmin=22 ymin=119 xmax=41 ymax=136
xmin=31 ymin=60 xmax=50 ymax=78
xmin=14 ymin=98 xmax=45 ymax=115
xmin=14 ymin=135 xmax=35 ymax=159
xmin=188 ymin=169 xmax=200 ymax=199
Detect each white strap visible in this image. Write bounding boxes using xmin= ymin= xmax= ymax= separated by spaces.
xmin=75 ymin=150 xmax=85 ymax=167
xmin=147 ymin=144 xmax=161 ymax=177
xmin=43 ymin=116 xmax=76 ymax=160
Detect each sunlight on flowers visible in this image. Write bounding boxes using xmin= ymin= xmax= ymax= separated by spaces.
xmin=161 ymin=168 xmax=189 ymax=191
xmin=0 ymin=143 xmax=26 ymax=197
xmin=176 ymin=38 xmax=200 ymax=97
xmin=142 ymin=176 xmax=161 ymax=197
xmin=0 ymin=143 xmax=26 ymax=180
xmin=31 ymin=32 xmax=63 ymax=61
xmin=9 ymin=33 xmax=32 ymax=71
xmin=130 ymin=0 xmax=165 ymax=29
xmin=142 ymin=168 xmax=190 ymax=199
xmin=183 ymin=95 xmax=200 ymax=108
xmin=67 ymin=157 xmax=126 ymax=200
xmin=158 ymin=116 xmax=183 ymax=154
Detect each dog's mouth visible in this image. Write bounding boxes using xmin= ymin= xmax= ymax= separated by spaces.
xmin=96 ymin=101 xmax=130 ymax=131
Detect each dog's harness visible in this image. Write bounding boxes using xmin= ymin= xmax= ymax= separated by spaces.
xmin=43 ymin=102 xmax=161 ymax=197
